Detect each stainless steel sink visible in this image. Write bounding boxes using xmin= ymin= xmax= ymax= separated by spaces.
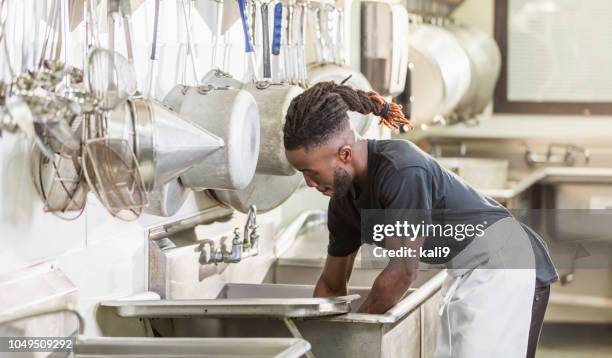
xmin=501 ymin=168 xmax=612 ymax=323
xmin=538 ymin=182 xmax=612 ymax=240
xmin=102 ymin=209 xmax=447 ymax=357
xmin=74 ymin=336 xmax=311 ymax=358
xmin=106 ymin=274 xmax=446 ymax=358
xmin=536 ymin=169 xmax=612 ymax=203
xmin=527 ymin=171 xmax=612 ymax=274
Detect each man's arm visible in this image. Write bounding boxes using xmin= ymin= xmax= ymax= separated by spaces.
xmin=313 ymin=251 xmax=358 ymax=297
xmin=357 ymin=236 xmax=423 ymax=314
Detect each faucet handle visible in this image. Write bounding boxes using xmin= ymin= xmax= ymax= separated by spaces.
xmin=211 ymin=248 xmax=223 ymax=265
xmin=526 ymin=142 xmax=590 ymax=167
xmin=198 ymin=240 xmax=221 ymax=265
xmin=548 ymin=143 xmax=590 ymax=166
xmin=250 ymin=226 xmax=260 ymax=245
xmin=232 ymin=228 xmax=242 ymax=243
xmin=567 ymin=144 xmax=590 ymax=165
xmin=430 ymin=140 xmax=467 ymax=158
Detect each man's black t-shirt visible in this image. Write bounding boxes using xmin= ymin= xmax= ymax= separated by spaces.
xmin=326 ymin=139 xmax=558 ymax=286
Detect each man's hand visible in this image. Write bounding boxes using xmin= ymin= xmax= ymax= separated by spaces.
xmin=356 ymin=263 xmax=416 ymax=314
xmin=313 ymin=251 xmax=358 ymax=297
xmin=356 ymin=236 xmax=423 ymax=314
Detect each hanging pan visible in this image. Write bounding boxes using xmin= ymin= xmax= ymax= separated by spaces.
xmin=407 ymin=21 xmax=471 ymax=125
xmin=144 ymin=177 xmax=190 ymax=217
xmin=445 ymin=24 xmax=500 ymax=120
xmin=210 ymin=173 xmax=303 ymax=214
xmin=210 ymin=0 xmax=303 ymax=213
xmin=244 ymin=1 xmax=301 ymax=176
xmin=163 ymin=0 xmax=261 ymax=192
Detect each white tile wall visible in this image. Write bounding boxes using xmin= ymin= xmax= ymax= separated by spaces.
xmin=0 ymin=135 xmax=87 ymax=274
xmin=55 ymin=230 xmax=147 ymax=336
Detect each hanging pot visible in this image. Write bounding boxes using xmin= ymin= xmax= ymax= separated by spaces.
xmin=210 ymin=173 xmax=303 ymax=214
xmin=244 ymin=83 xmax=302 ymax=176
xmin=447 ymin=25 xmax=501 ymax=119
xmin=144 ymin=178 xmax=189 ymax=217
xmin=445 ymin=25 xmax=479 ymax=119
xmin=462 ymin=26 xmax=501 ymax=116
xmin=201 ymin=68 xmax=244 ymax=89
xmin=361 ymin=1 xmax=410 ymax=97
xmin=307 ymin=64 xmax=375 ymax=135
xmin=408 ymin=23 xmax=471 ymax=124
xmin=226 ymin=0 xmax=301 ymax=176
xmin=163 ymin=84 xmax=261 ymax=191
xmin=206 ymin=0 xmax=303 ymax=214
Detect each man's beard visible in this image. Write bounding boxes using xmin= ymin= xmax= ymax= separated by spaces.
xmin=332 ymin=167 xmax=353 ymax=198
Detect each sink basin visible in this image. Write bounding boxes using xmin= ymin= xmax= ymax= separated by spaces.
xmin=517 ymin=168 xmax=612 ymax=323
xmin=436 ymin=157 xmax=508 ymax=189
xmin=75 ymin=336 xmax=311 ymax=358
xmin=271 ymin=210 xmax=443 ymax=287
xmin=113 ymin=275 xmax=446 ymax=358
xmin=101 ymin=210 xmax=446 ymax=357
xmin=271 ymin=263 xmax=440 ymax=287
xmin=527 ymin=172 xmax=612 ymax=265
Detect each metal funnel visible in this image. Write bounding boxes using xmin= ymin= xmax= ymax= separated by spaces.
xmin=130 ymin=98 xmax=224 ymax=191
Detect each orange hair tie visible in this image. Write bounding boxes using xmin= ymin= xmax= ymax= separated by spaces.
xmin=367 ymin=91 xmax=412 ymax=131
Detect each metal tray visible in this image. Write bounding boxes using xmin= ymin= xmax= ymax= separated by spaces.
xmin=101 ymin=285 xmax=359 ymax=319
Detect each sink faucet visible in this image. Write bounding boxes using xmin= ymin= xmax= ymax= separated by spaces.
xmin=562 ymin=144 xmax=590 ymax=166
xmin=243 ymin=205 xmax=259 ymax=250
xmin=201 ymin=205 xmax=259 ymax=265
xmin=430 ymin=140 xmax=467 ymax=158
xmin=525 ymin=142 xmax=590 ymax=167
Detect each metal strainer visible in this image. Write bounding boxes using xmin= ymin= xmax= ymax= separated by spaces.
xmin=82 ymin=137 xmax=147 ymax=221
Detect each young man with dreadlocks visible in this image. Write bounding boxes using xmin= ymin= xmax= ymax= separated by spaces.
xmin=283 ymin=81 xmax=557 ymax=358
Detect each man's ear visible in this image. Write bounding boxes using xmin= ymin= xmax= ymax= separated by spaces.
xmin=337 ymin=145 xmax=352 ymax=164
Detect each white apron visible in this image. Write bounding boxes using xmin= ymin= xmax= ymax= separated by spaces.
xmin=434 ymin=217 xmax=536 ymax=358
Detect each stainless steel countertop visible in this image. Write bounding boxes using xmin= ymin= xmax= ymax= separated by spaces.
xmin=481 ymin=167 xmax=612 ymax=200
xmin=400 ymin=114 xmax=612 ymax=142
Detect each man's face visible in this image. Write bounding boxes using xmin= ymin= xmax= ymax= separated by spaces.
xmin=286 ymin=144 xmax=354 ymax=198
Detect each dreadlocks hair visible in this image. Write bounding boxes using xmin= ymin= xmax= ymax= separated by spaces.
xmin=283 ymin=80 xmax=412 ymax=151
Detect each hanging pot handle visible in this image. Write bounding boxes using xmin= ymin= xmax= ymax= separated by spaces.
xmin=238 ymin=0 xmax=259 ymax=81
xmin=212 ymin=0 xmax=224 ymax=70
xmin=272 ymin=2 xmax=282 ymax=56
xmin=295 ymin=1 xmax=307 ymax=87
xmin=271 ymin=2 xmax=283 ymax=83
xmin=336 ymin=6 xmax=345 ymax=65
xmin=238 ymin=0 xmax=254 ymax=53
xmin=285 ymin=0 xmax=295 ymax=84
xmin=261 ymin=2 xmax=271 ymax=79
xmin=145 ymin=0 xmax=161 ymax=97
xmin=179 ymin=0 xmax=201 ymax=83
